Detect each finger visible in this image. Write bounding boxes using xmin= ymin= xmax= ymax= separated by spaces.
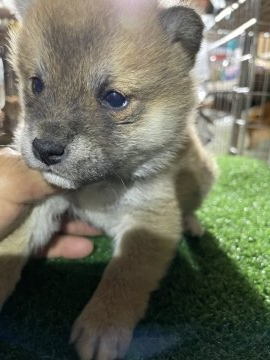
xmin=39 ymin=236 xmax=94 ymax=259
xmin=0 ymin=150 xmax=59 ymax=202
xmin=61 ymin=220 xmax=102 ymax=236
xmin=22 ymin=168 xmax=60 ymax=201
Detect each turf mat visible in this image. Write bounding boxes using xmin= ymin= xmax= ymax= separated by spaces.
xmin=0 ymin=155 xmax=269 ymax=359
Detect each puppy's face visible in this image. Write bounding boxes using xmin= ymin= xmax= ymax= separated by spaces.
xmin=11 ymin=0 xmax=203 ymax=189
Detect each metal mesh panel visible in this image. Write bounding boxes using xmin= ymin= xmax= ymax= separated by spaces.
xmin=202 ymin=0 xmax=270 ymax=164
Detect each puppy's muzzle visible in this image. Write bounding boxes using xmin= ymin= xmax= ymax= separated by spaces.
xmin=32 ymin=138 xmax=66 ymax=166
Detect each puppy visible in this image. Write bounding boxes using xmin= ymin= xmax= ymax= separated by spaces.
xmin=246 ymin=101 xmax=270 ymax=149
xmin=0 ymin=1 xmax=217 ymax=359
xmin=0 ymin=96 xmax=21 ymax=145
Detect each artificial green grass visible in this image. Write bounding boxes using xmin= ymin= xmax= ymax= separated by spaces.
xmin=0 ymin=155 xmax=269 ymax=359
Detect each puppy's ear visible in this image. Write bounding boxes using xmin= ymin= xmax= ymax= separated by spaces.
xmin=159 ymin=6 xmax=204 ymax=64
xmin=10 ymin=0 xmax=35 ymax=20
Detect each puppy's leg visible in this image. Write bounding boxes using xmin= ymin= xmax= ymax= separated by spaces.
xmin=0 ymin=216 xmax=32 ymax=310
xmin=176 ymin=165 xmax=213 ymax=237
xmin=0 ymin=195 xmax=69 ymax=310
xmin=71 ymin=229 xmax=179 ymax=360
xmin=71 ymin=201 xmax=181 ymax=360
xmin=183 ymin=213 xmax=204 ymax=237
xmin=176 ymin=128 xmax=217 ymax=237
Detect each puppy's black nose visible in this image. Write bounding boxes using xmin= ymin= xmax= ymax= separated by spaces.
xmin=32 ymin=138 xmax=66 ymax=165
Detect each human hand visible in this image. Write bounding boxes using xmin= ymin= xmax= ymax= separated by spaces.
xmin=0 ymin=148 xmax=101 ymax=258
xmin=37 ymin=219 xmax=101 ymax=259
xmin=0 ymin=147 xmax=58 ymax=237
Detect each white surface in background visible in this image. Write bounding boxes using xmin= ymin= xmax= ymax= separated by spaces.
xmin=211 ymin=0 xmax=226 ymax=9
xmin=1 ymin=0 xmax=12 ymax=8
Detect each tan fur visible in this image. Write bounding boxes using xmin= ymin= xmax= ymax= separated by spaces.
xmin=71 ymin=228 xmax=179 ymax=359
xmin=0 ymin=214 xmax=31 ymax=309
xmin=0 ymin=1 xmax=217 ymax=359
xmin=246 ymin=102 xmax=270 ymax=149
xmin=0 ymin=96 xmax=21 ymax=145
xmin=3 ymin=96 xmax=21 ymax=133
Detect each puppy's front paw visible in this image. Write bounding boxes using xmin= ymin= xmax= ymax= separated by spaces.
xmin=183 ymin=214 xmax=204 ymax=238
xmin=70 ymin=301 xmax=134 ymax=360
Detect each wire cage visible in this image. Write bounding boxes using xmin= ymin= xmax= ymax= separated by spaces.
xmin=201 ymin=0 xmax=270 ymax=164
xmin=0 ymin=4 xmax=18 ymax=146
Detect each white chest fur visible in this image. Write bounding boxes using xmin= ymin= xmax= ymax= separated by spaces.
xmin=29 ymin=180 xmax=130 ymax=251
xmin=29 ymin=174 xmax=180 ymax=253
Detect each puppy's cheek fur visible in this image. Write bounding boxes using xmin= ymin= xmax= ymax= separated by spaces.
xmin=16 ymin=126 xmax=112 ymax=187
xmin=42 ymin=172 xmax=77 ymax=189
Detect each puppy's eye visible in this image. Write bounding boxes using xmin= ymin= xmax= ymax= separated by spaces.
xmin=103 ymin=91 xmax=128 ymax=109
xmin=31 ymin=77 xmax=44 ymax=95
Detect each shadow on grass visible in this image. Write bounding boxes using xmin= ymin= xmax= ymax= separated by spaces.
xmin=0 ymin=232 xmax=269 ymax=360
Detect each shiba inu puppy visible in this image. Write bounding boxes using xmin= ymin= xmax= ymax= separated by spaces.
xmin=246 ymin=102 xmax=270 ymax=149
xmin=0 ymin=0 xmax=217 ymax=359
xmin=0 ymin=96 xmax=21 ymax=144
